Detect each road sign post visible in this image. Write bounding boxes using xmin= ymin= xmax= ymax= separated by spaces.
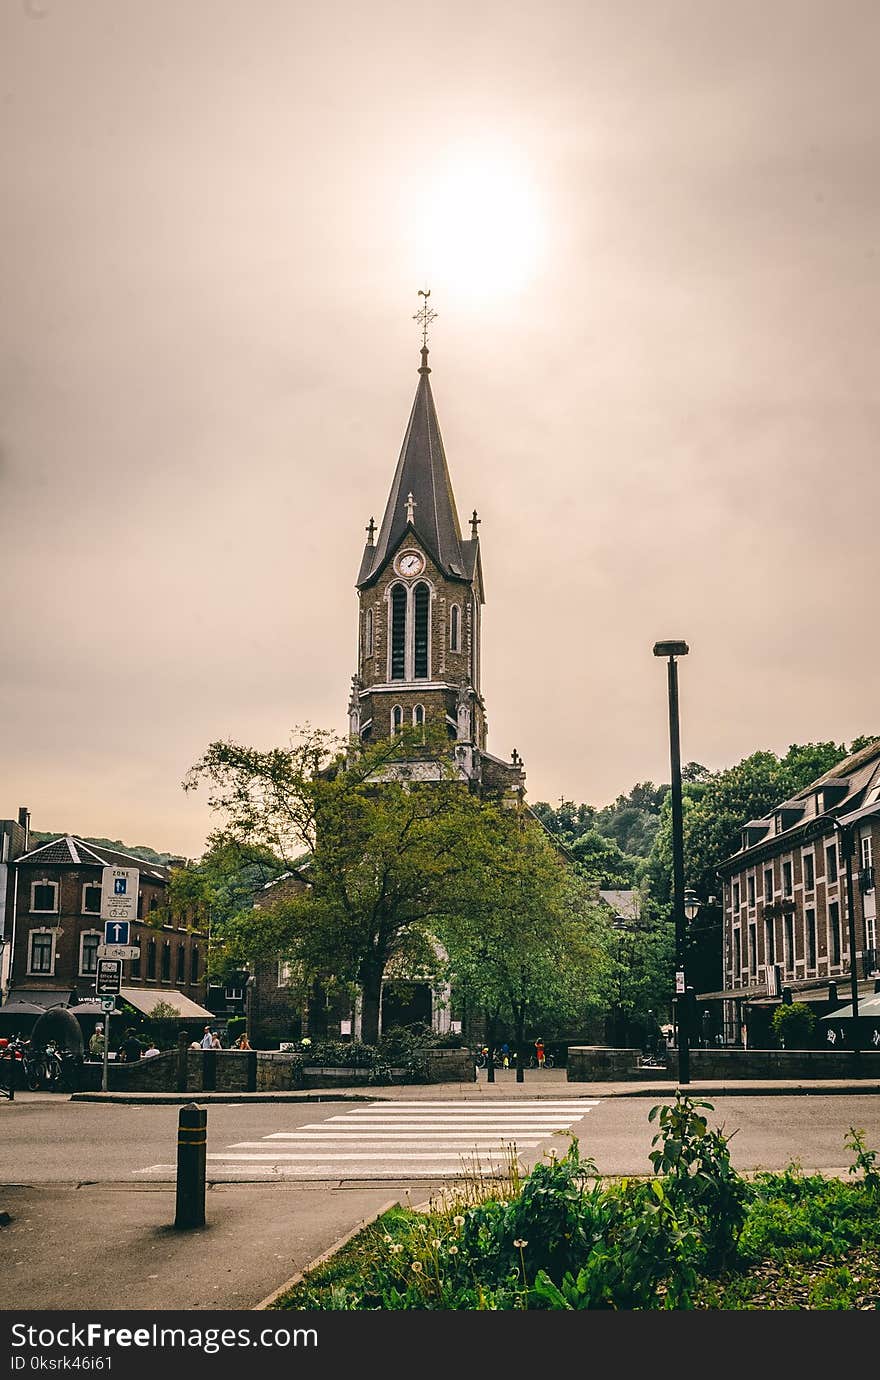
xmin=95 ymin=959 xmax=122 ymax=1094
xmin=100 ymin=867 xmax=139 ymax=923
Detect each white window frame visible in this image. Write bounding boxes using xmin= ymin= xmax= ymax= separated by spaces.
xmin=81 ymin=882 xmax=102 ymax=915
xmin=763 ymin=867 xmax=773 ymax=903
xmin=805 ymin=907 xmax=817 ymax=972
xmin=828 ymin=900 xmax=841 ymax=967
xmin=28 ymin=927 xmax=56 ymax=976
xmin=79 ymin=929 xmax=102 ymax=977
xmin=861 ymin=832 xmax=873 ymax=874
xmin=802 ymin=851 xmax=815 ymax=894
xmin=31 ymin=879 xmax=59 ymax=914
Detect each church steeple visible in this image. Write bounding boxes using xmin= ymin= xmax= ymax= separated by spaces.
xmin=357 ymin=346 xmax=469 ymax=589
xmin=348 ymin=317 xmax=524 ymax=802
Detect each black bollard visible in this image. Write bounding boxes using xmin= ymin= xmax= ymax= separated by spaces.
xmin=174 ymin=1103 xmax=207 ymax=1229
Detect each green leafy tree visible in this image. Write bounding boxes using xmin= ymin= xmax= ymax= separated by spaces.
xmin=441 ymin=812 xmax=613 ymax=1078
xmin=185 ymin=725 xmax=516 ymax=1045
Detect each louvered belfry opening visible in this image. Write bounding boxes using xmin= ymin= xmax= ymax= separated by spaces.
xmin=414 ymin=582 xmax=429 ymax=678
xmin=390 ymin=585 xmax=407 ymax=679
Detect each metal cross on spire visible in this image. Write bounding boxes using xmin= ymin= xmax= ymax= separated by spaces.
xmin=413 ymin=288 xmax=438 ymax=349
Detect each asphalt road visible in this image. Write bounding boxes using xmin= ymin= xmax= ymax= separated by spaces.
xmin=2 ymin=1092 xmax=878 ymax=1311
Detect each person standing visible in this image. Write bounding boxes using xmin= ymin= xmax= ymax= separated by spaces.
xmin=200 ymin=1026 xmax=214 ymax=1049
xmin=88 ymin=1025 xmax=105 ymax=1061
xmin=120 ymin=1028 xmax=143 ymax=1063
xmin=534 ymin=1037 xmax=546 ymax=1069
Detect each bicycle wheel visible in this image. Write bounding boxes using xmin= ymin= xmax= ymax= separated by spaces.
xmin=25 ymin=1058 xmax=43 ymax=1091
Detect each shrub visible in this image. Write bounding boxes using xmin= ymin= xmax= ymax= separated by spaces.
xmin=226 ymin=1016 xmax=247 ymax=1046
xmin=770 ymin=1002 xmax=816 ymax=1048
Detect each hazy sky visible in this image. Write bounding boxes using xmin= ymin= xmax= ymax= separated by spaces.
xmin=2 ymin=1 xmax=879 ymax=858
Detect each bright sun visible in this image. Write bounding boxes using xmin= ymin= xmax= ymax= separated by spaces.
xmin=411 ymin=144 xmax=545 ymax=303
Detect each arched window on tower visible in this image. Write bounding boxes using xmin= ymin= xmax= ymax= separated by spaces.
xmin=365 ymin=607 xmax=374 ymax=657
xmin=413 ymin=704 xmax=425 ymax=739
xmin=392 ymin=705 xmax=403 ymax=736
xmin=450 ymin=604 xmax=460 ymax=652
xmin=390 ymin=585 xmax=406 ymax=680
xmin=414 ymin=582 xmax=430 ymax=678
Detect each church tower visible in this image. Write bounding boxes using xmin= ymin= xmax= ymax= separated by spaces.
xmin=348 ymin=332 xmax=525 ymax=800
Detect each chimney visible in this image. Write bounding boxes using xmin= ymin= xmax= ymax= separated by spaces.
xmin=17 ymin=807 xmax=30 ymax=850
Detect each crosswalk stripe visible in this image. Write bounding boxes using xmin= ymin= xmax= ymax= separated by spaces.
xmin=134 ymin=1097 xmax=600 ymax=1180
xmin=207 ymin=1152 xmax=516 ymax=1161
xmin=338 ymin=1101 xmax=597 ymax=1109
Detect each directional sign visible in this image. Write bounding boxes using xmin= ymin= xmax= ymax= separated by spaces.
xmin=103 ymin=919 xmax=131 ymax=946
xmin=97 ymin=944 xmax=140 ymax=961
xmin=100 ymin=996 xmax=116 ymax=1013
xmin=95 ymin=958 xmax=122 ymax=996
xmin=100 ymin=867 xmax=140 ymax=923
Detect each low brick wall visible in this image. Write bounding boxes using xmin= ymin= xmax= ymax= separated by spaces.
xmin=425 ymin=1048 xmax=475 ymax=1082
xmin=567 ymin=1046 xmax=880 ymax=1081
xmin=75 ymin=1046 xmax=474 ymax=1092
xmin=566 ymin=1048 xmax=646 ymax=1082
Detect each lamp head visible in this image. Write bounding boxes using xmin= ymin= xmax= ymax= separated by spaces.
xmin=683 ymin=888 xmax=701 ymax=921
xmin=653 ymin=640 xmax=689 ymax=658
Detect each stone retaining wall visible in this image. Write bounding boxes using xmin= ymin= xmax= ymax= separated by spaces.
xmin=567 ymin=1045 xmax=880 ymax=1081
xmin=75 ymin=1045 xmax=474 ymax=1092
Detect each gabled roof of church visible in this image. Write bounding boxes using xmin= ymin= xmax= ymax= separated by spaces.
xmin=358 ymin=348 xmax=470 ymax=589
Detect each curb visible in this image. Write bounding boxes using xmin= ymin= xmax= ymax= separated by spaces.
xmin=251 ymin=1199 xmax=399 ymax=1311
xmin=67 ymin=1080 xmax=880 ymax=1104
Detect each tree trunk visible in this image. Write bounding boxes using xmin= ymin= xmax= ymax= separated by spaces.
xmin=360 ymin=970 xmax=383 ymax=1046
xmin=514 ymin=1008 xmax=526 ymax=1084
xmin=485 ymin=1011 xmax=498 ymax=1084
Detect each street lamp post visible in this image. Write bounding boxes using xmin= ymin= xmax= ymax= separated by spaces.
xmin=654 ymin=640 xmax=690 ymax=1085
xmin=832 ymin=820 xmax=861 ymax=1056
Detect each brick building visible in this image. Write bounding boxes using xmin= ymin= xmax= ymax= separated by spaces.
xmin=5 ymin=834 xmax=210 ymax=1015
xmin=711 ymin=741 xmax=880 ymax=1044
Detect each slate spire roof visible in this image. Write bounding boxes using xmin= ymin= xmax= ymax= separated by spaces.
xmin=358 ymin=347 xmax=472 ymax=588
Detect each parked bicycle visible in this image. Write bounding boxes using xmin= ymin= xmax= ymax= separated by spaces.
xmin=24 ymin=1039 xmax=80 ymax=1092
xmin=527 ymin=1051 xmax=556 ymax=1068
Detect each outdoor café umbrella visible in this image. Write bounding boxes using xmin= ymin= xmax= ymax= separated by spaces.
xmin=0 ymin=999 xmax=44 ymax=1023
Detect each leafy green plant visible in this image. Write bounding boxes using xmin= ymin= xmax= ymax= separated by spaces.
xmin=845 ymin=1126 xmax=879 ymax=1191
xmin=648 ymin=1093 xmax=749 ymax=1270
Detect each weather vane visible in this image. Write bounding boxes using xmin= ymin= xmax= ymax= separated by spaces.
xmin=413 ymin=288 xmax=438 ymax=349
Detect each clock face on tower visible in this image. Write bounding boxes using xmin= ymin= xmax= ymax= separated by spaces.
xmin=394 ymin=550 xmax=425 ymax=578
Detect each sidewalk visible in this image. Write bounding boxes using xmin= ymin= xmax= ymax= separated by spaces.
xmin=68 ymin=1067 xmax=880 ymax=1104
